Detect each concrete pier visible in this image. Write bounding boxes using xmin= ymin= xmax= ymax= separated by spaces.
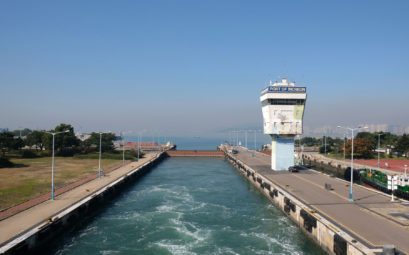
xmin=0 ymin=152 xmax=165 ymax=255
xmin=223 ymin=145 xmax=409 ymax=255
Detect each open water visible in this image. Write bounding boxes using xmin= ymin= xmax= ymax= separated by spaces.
xmin=49 ymin=157 xmax=324 ymax=255
xmin=125 ymin=135 xmax=272 ymax=151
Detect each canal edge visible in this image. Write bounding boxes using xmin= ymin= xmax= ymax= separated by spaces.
xmin=224 ymin=150 xmax=384 ymax=255
xmin=0 ymin=152 xmax=166 ymax=255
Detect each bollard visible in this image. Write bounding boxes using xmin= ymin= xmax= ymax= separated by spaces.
xmin=382 ymin=244 xmax=395 ymax=255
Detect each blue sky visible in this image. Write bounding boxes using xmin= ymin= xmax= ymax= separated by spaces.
xmin=1 ymin=0 xmax=409 ymax=137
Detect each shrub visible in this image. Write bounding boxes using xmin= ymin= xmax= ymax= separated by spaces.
xmin=21 ymin=150 xmax=38 ymax=158
xmin=0 ymin=158 xmax=14 ymax=168
xmin=40 ymin=150 xmax=51 ymax=157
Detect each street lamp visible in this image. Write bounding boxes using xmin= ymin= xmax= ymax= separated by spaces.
xmin=121 ymin=132 xmax=126 ymax=167
xmin=97 ymin=132 xmax=111 ymax=179
xmin=337 ymin=125 xmax=368 ymax=201
xmin=377 ymin=133 xmax=384 ymax=168
xmin=245 ymin=130 xmax=248 ymax=149
xmin=138 ymin=133 xmax=140 ymax=160
xmin=46 ymin=130 xmax=69 ymax=200
xmin=343 ymin=134 xmax=346 ymax=162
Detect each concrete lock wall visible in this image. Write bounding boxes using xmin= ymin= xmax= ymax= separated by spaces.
xmin=271 ymin=136 xmax=295 ymax=171
xmin=302 ymin=155 xmax=346 ymax=178
xmin=225 ymin=152 xmax=373 ymax=255
xmin=0 ymin=153 xmax=166 ymax=255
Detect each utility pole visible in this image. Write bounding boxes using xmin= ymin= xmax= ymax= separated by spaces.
xmin=245 ymin=130 xmax=247 ymax=149
xmin=122 ymin=132 xmax=125 ymax=167
xmin=98 ymin=132 xmax=102 ymax=178
xmin=343 ymin=134 xmax=346 ymax=162
xmin=254 ymin=131 xmax=257 ymax=151
xmin=377 ymin=133 xmax=384 ymax=168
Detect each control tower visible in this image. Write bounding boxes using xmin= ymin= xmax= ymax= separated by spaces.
xmin=260 ymin=78 xmax=307 ymax=170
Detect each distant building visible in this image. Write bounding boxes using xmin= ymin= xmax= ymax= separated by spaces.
xmin=0 ymin=128 xmax=9 ymax=133
xmin=76 ymin=133 xmax=91 ymax=141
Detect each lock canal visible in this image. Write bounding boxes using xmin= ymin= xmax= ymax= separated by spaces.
xmin=48 ymin=157 xmax=324 ymax=255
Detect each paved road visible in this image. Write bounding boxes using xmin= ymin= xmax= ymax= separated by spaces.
xmin=233 ymin=147 xmax=409 ymax=254
xmin=0 ymin=153 xmax=158 ymax=246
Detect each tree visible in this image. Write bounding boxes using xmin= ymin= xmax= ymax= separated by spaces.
xmin=43 ymin=124 xmax=80 ymax=155
xmin=84 ymin=132 xmax=116 ymax=153
xmin=395 ymin=134 xmax=409 ymax=157
xmin=11 ymin=128 xmax=32 ymax=137
xmin=356 ymin=132 xmax=377 ymax=150
xmin=26 ymin=131 xmax=46 ymax=151
xmin=345 ymin=138 xmax=373 ymax=159
xmin=319 ymin=145 xmax=332 ymax=154
xmin=381 ymin=132 xmax=398 ymax=147
xmin=13 ymin=137 xmax=24 ymax=151
xmin=0 ymin=132 xmax=24 ymax=157
xmin=0 ymin=132 xmax=15 ymax=157
xmin=300 ymin=137 xmax=320 ymax=147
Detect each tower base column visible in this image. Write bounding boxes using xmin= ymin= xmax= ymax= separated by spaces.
xmin=271 ymin=135 xmax=295 ymax=171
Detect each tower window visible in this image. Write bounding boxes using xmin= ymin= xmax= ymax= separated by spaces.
xmin=262 ymin=99 xmax=305 ymax=106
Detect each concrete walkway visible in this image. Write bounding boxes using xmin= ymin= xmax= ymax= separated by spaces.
xmin=0 ymin=153 xmax=157 ymax=246
xmin=234 ymin=147 xmax=409 ymax=254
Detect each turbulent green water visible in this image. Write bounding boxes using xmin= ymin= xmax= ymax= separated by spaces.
xmin=50 ymin=158 xmax=324 ymax=255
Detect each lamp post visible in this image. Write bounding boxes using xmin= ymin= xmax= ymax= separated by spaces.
xmin=138 ymin=133 xmax=140 ymax=160
xmin=18 ymin=126 xmax=24 ymax=138
xmin=377 ymin=133 xmax=384 ymax=168
xmin=337 ymin=125 xmax=368 ymax=201
xmin=121 ymin=132 xmax=125 ymax=167
xmin=46 ymin=130 xmax=69 ymax=200
xmin=245 ymin=130 xmax=248 ymax=149
xmin=254 ymin=130 xmax=257 ymax=150
xmin=343 ymin=134 xmax=346 ymax=162
xmin=98 ymin=132 xmax=111 ymax=179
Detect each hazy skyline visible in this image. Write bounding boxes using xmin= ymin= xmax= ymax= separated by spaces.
xmin=1 ymin=1 xmax=409 ymax=137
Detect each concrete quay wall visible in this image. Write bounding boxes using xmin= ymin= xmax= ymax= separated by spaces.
xmin=0 ymin=153 xmax=166 ymax=255
xmin=225 ymin=152 xmax=376 ymax=255
xmin=302 ymin=154 xmax=347 ymax=178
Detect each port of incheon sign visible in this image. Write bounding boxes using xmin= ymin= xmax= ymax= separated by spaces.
xmin=267 ymin=86 xmax=306 ymax=93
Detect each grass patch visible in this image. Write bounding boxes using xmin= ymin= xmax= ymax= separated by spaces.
xmin=73 ymin=151 xmax=144 ymax=160
xmin=0 ymin=157 xmax=123 ymax=210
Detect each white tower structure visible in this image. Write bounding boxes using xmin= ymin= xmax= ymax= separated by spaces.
xmin=260 ymin=78 xmax=307 ymax=170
